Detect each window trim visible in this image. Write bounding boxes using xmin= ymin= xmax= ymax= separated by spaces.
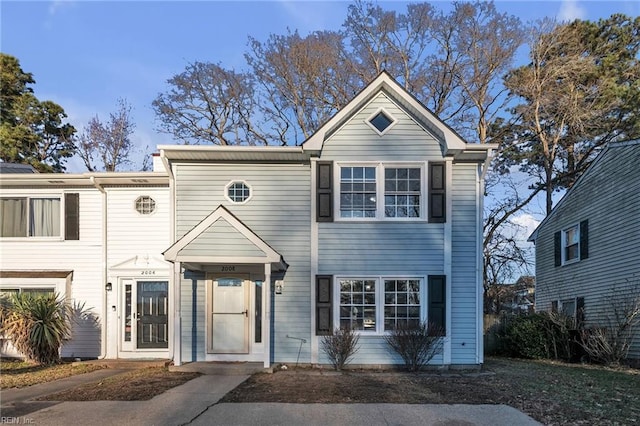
xmin=561 ymin=223 xmax=580 ymax=265
xmin=334 ymin=162 xmax=426 ymax=222
xmin=365 ymin=107 xmax=398 ymax=136
xmin=224 ymin=180 xmax=253 ymax=205
xmin=333 ymin=275 xmax=426 ymax=335
xmin=0 ymin=194 xmax=65 ymax=240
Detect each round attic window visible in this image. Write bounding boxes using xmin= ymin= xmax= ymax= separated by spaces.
xmin=135 ymin=196 xmax=156 ymax=215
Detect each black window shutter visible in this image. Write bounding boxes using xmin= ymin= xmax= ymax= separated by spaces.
xmin=316 ymin=275 xmax=333 ymax=335
xmin=554 ymin=231 xmax=562 ymax=267
xmin=64 ymin=193 xmax=80 ymax=241
xmin=429 ymin=163 xmax=446 ymax=223
xmin=576 ymin=297 xmax=585 ymax=328
xmin=580 ymin=220 xmax=589 ymax=260
xmin=317 ymin=162 xmax=333 ymax=222
xmin=551 ymin=300 xmax=558 ymax=313
xmin=428 ymin=275 xmax=446 ymax=336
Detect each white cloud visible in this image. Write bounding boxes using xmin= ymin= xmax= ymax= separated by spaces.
xmin=512 ymin=213 xmax=542 ymax=243
xmin=557 ymin=0 xmax=586 ymax=22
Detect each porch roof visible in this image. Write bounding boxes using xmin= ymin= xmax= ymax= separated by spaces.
xmin=163 ymin=205 xmax=287 ymax=271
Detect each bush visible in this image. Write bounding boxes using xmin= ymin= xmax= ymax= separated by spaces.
xmin=580 ymin=289 xmax=640 ymax=366
xmin=499 ymin=312 xmax=578 ymax=361
xmin=320 ymin=327 xmax=360 ymax=370
xmin=385 ymin=321 xmax=443 ymax=371
xmin=1 ymin=292 xmax=73 ymax=365
xmin=500 ymin=313 xmax=552 ymax=359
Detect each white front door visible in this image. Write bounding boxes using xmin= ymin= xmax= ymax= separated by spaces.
xmin=210 ymin=277 xmax=249 ymax=353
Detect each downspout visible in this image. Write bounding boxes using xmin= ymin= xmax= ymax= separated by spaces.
xmin=476 ymin=148 xmax=494 ymax=364
xmin=160 ymin=150 xmax=180 ymax=365
xmin=90 ymin=176 xmax=108 ymax=359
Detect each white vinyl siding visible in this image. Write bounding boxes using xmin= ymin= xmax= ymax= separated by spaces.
xmin=0 ymin=189 xmax=103 ymax=358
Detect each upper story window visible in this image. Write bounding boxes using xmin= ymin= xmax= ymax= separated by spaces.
xmin=225 ymin=181 xmax=252 ymax=204
xmin=366 ymin=108 xmax=397 ymax=136
xmin=135 ymin=196 xmax=156 ymax=215
xmin=338 ymin=164 xmax=423 ymax=220
xmin=555 ymin=220 xmax=588 ymax=266
xmin=563 ymin=225 xmax=579 ymax=263
xmin=0 ymin=197 xmax=61 ymax=237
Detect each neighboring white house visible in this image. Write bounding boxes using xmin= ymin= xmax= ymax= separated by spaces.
xmin=1 ymin=73 xmax=495 ymax=367
xmin=529 ymin=139 xmax=640 ymax=360
xmin=0 ymin=156 xmax=171 ymax=359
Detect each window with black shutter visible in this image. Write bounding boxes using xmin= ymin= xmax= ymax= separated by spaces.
xmin=316 ymin=275 xmax=333 ymax=335
xmin=428 ymin=275 xmax=446 ymax=336
xmin=64 ymin=193 xmax=80 ymax=240
xmin=316 ymin=162 xmax=333 ymax=222
xmin=429 ymin=163 xmax=446 ymax=223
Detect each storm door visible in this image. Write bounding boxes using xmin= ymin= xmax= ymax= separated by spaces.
xmin=210 ymin=277 xmax=249 ymax=353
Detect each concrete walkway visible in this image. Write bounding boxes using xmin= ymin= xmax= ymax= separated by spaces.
xmin=1 ymin=370 xmax=541 ymax=426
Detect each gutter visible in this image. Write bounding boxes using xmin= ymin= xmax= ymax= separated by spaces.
xmin=90 ymin=177 xmax=108 ymax=359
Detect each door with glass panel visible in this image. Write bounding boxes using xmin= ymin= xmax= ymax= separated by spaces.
xmin=121 ymin=280 xmax=168 ymax=351
xmin=210 ymin=277 xmax=249 ymax=353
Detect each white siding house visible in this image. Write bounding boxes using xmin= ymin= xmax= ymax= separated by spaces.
xmin=0 ymin=166 xmax=170 ymax=359
xmin=530 ymin=139 xmax=640 ymax=360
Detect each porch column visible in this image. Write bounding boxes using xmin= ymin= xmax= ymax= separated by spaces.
xmin=263 ymin=263 xmax=271 ymax=369
xmin=173 ymin=261 xmax=182 ymax=366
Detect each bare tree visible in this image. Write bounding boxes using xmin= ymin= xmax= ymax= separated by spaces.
xmin=77 ymin=98 xmax=136 ymax=172
xmin=153 ymin=62 xmax=264 ymax=145
xmin=246 ymin=29 xmax=359 ymax=145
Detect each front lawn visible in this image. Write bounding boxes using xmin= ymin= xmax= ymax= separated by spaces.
xmin=221 ymin=357 xmax=640 ymax=425
xmin=0 ymin=358 xmax=104 ymax=389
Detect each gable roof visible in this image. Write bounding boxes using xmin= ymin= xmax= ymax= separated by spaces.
xmin=158 ymin=72 xmax=496 ymax=164
xmin=302 ymin=71 xmax=496 ymax=161
xmin=528 ymin=139 xmax=640 ymax=242
xmin=163 ymin=205 xmax=286 ymax=270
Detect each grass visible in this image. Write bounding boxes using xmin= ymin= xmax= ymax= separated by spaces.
xmin=0 ymin=358 xmax=104 ymax=389
xmin=40 ymin=367 xmax=200 ymax=401
xmin=221 ymin=357 xmax=640 ymax=425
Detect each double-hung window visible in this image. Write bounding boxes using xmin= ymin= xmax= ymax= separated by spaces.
xmin=337 ymin=277 xmax=422 ymax=333
xmin=563 ymin=225 xmax=579 ymax=263
xmin=555 ymin=220 xmax=588 ymax=266
xmin=0 ymin=197 xmax=61 ymax=238
xmin=338 ymin=164 xmax=424 ymax=220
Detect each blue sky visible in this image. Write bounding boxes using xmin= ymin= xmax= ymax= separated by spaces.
xmin=1 ymin=0 xmax=639 ymax=175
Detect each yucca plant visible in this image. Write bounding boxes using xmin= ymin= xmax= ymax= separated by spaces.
xmin=1 ymin=292 xmax=73 ymax=365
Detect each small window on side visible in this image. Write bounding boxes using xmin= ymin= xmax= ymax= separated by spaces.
xmin=135 ymin=196 xmax=156 ymax=215
xmin=225 ymin=181 xmax=252 ymax=204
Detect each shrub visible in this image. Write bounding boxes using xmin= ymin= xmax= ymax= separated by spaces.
xmin=320 ymin=327 xmax=360 ymax=370
xmin=385 ymin=321 xmax=443 ymax=371
xmin=500 ymin=313 xmax=553 ymax=359
xmin=580 ymin=292 xmax=640 ymax=365
xmin=1 ymin=292 xmax=73 ymax=365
